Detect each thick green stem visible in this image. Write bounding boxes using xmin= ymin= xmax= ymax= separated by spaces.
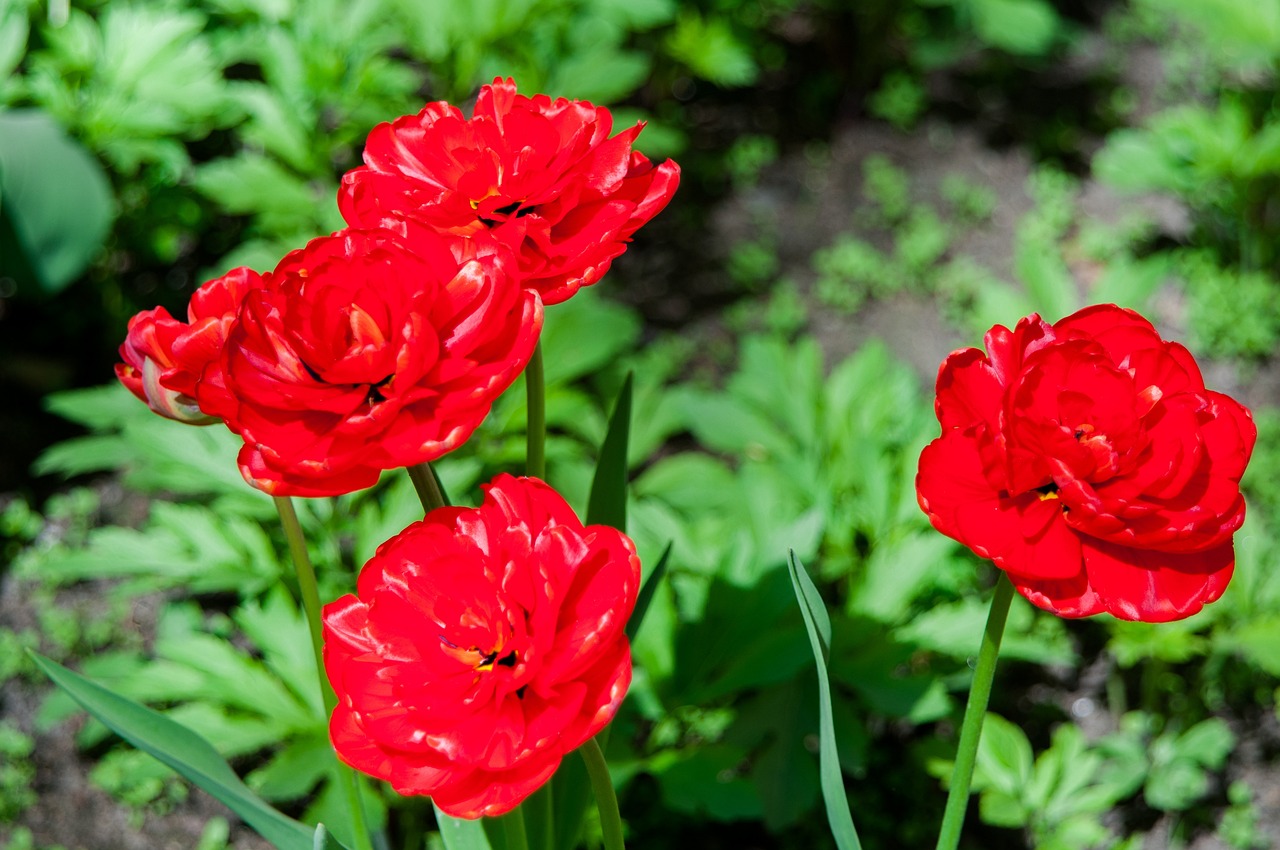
xmin=273 ymin=497 xmax=374 ymax=850
xmin=579 ymin=736 xmax=625 ymax=850
xmin=526 ymin=342 xmax=546 ymax=480
xmin=934 ymin=572 xmax=1015 ymax=850
xmin=499 ymin=806 xmax=529 ymax=850
xmin=407 ymin=462 xmax=448 ymax=513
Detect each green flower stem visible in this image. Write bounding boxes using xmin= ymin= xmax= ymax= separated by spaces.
xmin=407 ymin=462 xmax=448 ymax=513
xmin=526 ymin=342 xmax=546 ymax=480
xmin=500 ymin=807 xmax=529 ymax=850
xmin=934 ymin=572 xmax=1015 ymax=850
xmin=273 ymin=496 xmax=374 ymax=850
xmin=579 ymin=736 xmax=625 ymax=850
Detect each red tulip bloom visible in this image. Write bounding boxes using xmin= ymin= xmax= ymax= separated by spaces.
xmin=323 ymin=474 xmax=640 ymax=818
xmin=211 ymin=224 xmax=541 ymax=497
xmin=917 ymin=305 xmax=1256 ymax=621
xmin=338 ymin=77 xmax=680 ymax=305
xmin=115 ymin=268 xmax=259 ymax=424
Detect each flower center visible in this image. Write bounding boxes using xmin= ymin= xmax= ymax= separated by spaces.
xmin=476 ymin=199 xmax=536 ymax=228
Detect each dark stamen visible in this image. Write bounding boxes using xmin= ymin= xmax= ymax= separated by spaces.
xmin=366 ymin=375 xmax=392 ymax=405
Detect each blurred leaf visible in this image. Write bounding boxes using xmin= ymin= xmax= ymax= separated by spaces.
xmin=654 ymin=744 xmax=762 ymax=821
xmin=539 ymin=290 xmax=641 ymax=385
xmin=665 ymin=11 xmax=757 ymax=86
xmin=0 ymin=109 xmax=114 ymax=292
xmin=970 ymin=0 xmax=1062 ymax=56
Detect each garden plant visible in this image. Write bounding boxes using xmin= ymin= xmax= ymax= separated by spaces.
xmin=4 ymin=2 xmax=1280 ymax=850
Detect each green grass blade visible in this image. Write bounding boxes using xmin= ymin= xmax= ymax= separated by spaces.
xmin=586 ymin=373 xmax=633 ymax=531
xmin=626 ymin=542 xmax=671 ymax=641
xmin=30 ymin=652 xmax=334 ymax=850
xmin=787 ymin=552 xmax=863 ymax=850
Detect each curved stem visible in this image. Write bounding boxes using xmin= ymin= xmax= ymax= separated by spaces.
xmin=579 ymin=736 xmax=625 ymax=850
xmin=407 ymin=462 xmax=448 ymax=513
xmin=934 ymin=572 xmax=1015 ymax=850
xmin=526 ymin=342 xmax=546 ymax=481
xmin=273 ymin=497 xmax=374 ymax=850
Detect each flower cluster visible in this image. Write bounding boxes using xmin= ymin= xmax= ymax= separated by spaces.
xmin=917 ymin=305 xmax=1256 ymax=622
xmin=116 ymin=80 xmax=672 ymax=821
xmin=323 ymin=475 xmax=640 ymax=818
xmin=117 ymin=78 xmax=679 ymax=497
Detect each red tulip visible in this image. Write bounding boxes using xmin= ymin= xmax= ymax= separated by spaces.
xmin=917 ymin=304 xmax=1256 ymax=621
xmin=338 ymin=77 xmax=680 ymax=305
xmin=323 ymin=474 xmax=640 ymax=818
xmin=115 ymin=268 xmax=258 ymax=424
xmin=210 ymin=224 xmax=541 ymax=497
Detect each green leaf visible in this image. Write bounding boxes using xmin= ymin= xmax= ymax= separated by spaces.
xmin=29 ymin=652 xmax=341 ymax=850
xmin=665 ymin=11 xmax=757 ymax=86
xmin=788 ymin=552 xmax=862 ymax=850
xmin=626 ymin=543 xmax=671 ymax=641
xmin=313 ymin=824 xmax=347 ymax=849
xmin=586 ymin=373 xmax=632 ymax=531
xmin=970 ymin=0 xmax=1061 ymax=56
xmin=975 ymin=713 xmax=1034 ymax=798
xmin=434 ymin=805 xmax=499 ymax=850
xmin=0 ymin=110 xmax=114 ymax=293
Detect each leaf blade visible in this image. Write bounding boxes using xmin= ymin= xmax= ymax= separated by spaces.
xmin=586 ymin=373 xmax=633 ymax=531
xmin=30 ymin=652 xmax=333 ymax=850
xmin=787 ymin=552 xmax=862 ymax=850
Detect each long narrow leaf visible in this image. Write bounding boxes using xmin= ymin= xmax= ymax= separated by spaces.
xmin=586 ymin=373 xmax=633 ymax=531
xmin=30 ymin=652 xmax=339 ymax=850
xmin=787 ymin=552 xmax=862 ymax=850
xmin=626 ymin=542 xmax=671 ymax=641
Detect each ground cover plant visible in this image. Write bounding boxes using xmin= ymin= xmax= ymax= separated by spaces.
xmin=4 ymin=1 xmax=1280 ymax=849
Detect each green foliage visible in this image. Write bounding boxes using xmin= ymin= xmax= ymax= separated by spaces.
xmin=868 ymin=71 xmax=927 ymax=130
xmin=0 ymin=109 xmax=114 ymax=294
xmin=965 ymin=716 xmax=1130 ymax=849
xmin=22 ymin=4 xmax=235 ymax=177
xmin=0 ymin=827 xmax=67 ymax=850
xmin=1218 ymin=781 xmax=1270 ymax=850
xmin=665 ymin=11 xmax=758 ymax=87
xmin=31 ymin=652 xmax=348 ymax=850
xmin=0 ymin=723 xmax=35 ymax=823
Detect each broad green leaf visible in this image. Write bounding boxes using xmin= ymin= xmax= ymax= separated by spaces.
xmin=974 ymin=713 xmax=1034 ymax=798
xmin=1175 ymin=718 xmax=1235 ymax=770
xmin=0 ymin=110 xmax=114 ymax=293
xmin=788 ymin=552 xmax=862 ymax=850
xmin=586 ymin=373 xmax=632 ymax=531
xmin=30 ymin=652 xmax=340 ymax=850
xmin=654 ymin=744 xmax=762 ymax=821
